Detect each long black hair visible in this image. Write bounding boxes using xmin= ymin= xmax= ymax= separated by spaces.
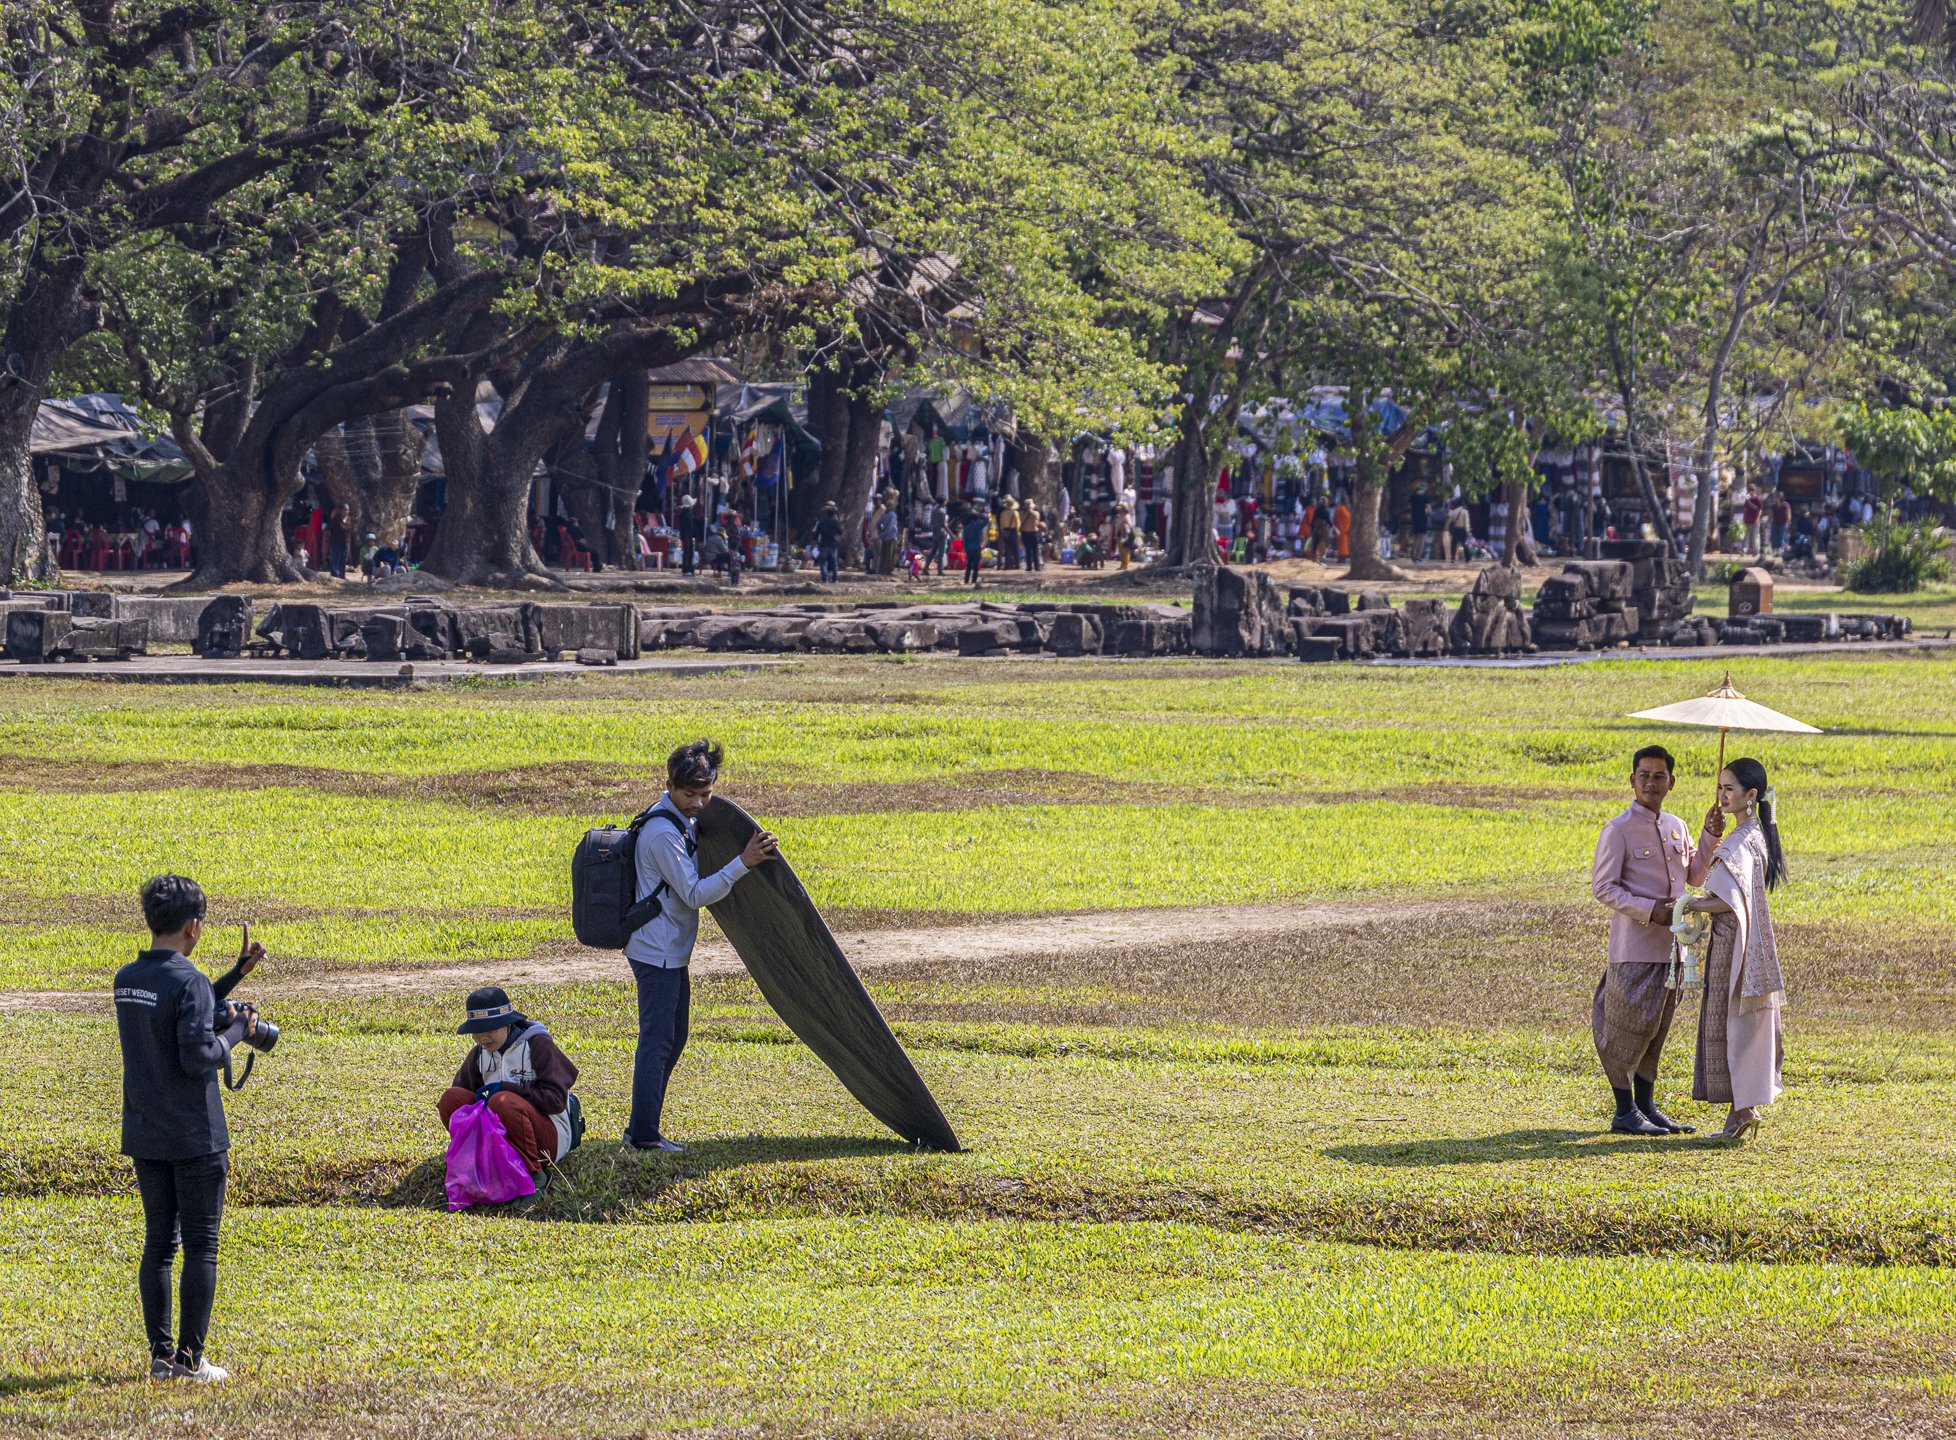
xmin=1725 ymin=756 xmax=1785 ymax=890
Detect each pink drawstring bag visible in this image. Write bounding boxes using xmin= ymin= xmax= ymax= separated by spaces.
xmin=444 ymin=1101 xmax=538 ymax=1211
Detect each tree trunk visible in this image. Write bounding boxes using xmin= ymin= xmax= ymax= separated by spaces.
xmin=1601 ymin=315 xmax=1676 ymax=550
xmin=1342 ymin=413 xmax=1414 ymax=583
xmin=550 ymin=433 xmax=617 ymax=571
xmin=799 ymin=361 xmax=850 ymax=534
xmin=1342 ymin=463 xmax=1408 ymax=582
xmin=420 ymin=386 xmax=560 ymax=588
xmin=593 ymin=369 xmax=649 ymax=569
xmin=1688 ymin=398 xmax=1725 ymax=580
xmin=1500 ymin=478 xmax=1541 ymax=566
xmin=836 ymin=377 xmax=881 ymax=570
xmin=318 ymin=410 xmax=423 ymax=548
xmin=0 ymin=387 xmax=56 ymax=584
xmin=179 ymin=466 xmax=307 ymax=586
xmin=1019 ymin=435 xmax=1059 ymax=517
xmin=1170 ymin=420 xmax=1217 ymax=570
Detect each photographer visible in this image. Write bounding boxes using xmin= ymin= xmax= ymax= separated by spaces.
xmin=112 ymin=876 xmax=268 ymax=1384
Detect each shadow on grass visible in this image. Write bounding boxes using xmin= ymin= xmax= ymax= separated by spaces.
xmin=0 ymin=1372 xmax=141 ymax=1395
xmin=382 ymin=1131 xmax=916 ymax=1221
xmin=1325 ymin=1127 xmax=1741 ymax=1167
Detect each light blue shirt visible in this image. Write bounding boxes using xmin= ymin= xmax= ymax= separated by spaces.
xmin=622 ymin=795 xmax=749 ymax=969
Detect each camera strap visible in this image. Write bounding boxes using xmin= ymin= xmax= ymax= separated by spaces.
xmin=221 ymin=1049 xmax=256 ymax=1091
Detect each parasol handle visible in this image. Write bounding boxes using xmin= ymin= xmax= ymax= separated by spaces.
xmin=1715 ymin=727 xmax=1727 ymax=800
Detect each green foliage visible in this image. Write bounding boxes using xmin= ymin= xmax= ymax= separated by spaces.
xmin=1841 ymin=402 xmax=1956 ymax=502
xmin=1846 ymin=512 xmax=1953 ymax=593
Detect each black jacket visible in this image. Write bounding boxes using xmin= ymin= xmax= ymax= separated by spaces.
xmin=114 ymin=950 xmax=248 ymax=1161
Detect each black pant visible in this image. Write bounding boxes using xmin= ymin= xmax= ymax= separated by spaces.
xmin=820 ymin=551 xmax=839 ymax=583
xmin=626 ymin=963 xmax=691 ymax=1145
xmin=132 ymin=1151 xmax=229 ymax=1363
xmin=681 ymin=537 xmax=697 ymax=575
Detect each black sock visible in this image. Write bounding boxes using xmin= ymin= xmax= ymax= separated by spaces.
xmin=1612 ymin=1086 xmax=1638 ymax=1118
xmin=1632 ymin=1076 xmax=1660 ymax=1118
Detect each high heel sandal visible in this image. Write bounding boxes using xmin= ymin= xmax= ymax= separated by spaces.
xmin=1714 ymin=1109 xmax=1761 ymax=1143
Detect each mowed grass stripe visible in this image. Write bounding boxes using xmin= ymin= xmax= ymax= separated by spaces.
xmin=3 ymin=1200 xmax=1954 ymax=1424
xmin=0 ymin=654 xmax=1949 ymax=787
xmin=1 ymin=788 xmax=1951 ymax=927
xmin=6 ymin=1013 xmax=1955 ymax=1263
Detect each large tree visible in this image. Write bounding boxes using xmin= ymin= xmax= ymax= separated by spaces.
xmin=0 ymin=1 xmax=480 ymax=584
xmin=1139 ymin=0 xmax=1609 ymax=579
xmin=1550 ymin=0 xmax=1893 ymax=575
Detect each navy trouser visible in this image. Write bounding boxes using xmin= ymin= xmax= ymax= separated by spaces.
xmin=132 ymin=1150 xmax=229 ymax=1363
xmin=626 ymin=962 xmax=691 ymax=1145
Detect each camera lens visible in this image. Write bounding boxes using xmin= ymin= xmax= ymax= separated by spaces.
xmin=249 ymin=1019 xmax=279 ymax=1053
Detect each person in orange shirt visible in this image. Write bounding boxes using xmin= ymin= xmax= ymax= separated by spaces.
xmin=1332 ymin=494 xmax=1352 ymax=560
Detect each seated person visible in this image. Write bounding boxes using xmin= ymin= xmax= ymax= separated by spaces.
xmin=437 ymin=986 xmax=582 ymax=1184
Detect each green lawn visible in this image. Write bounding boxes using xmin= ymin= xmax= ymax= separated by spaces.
xmin=2 ymin=655 xmax=1953 ymax=1436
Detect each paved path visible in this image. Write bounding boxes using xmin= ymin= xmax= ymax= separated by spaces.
xmin=0 ymin=655 xmax=790 ymax=687
xmin=1371 ymin=636 xmax=1956 ymax=669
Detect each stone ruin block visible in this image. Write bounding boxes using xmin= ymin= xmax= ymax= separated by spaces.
xmin=5 ymin=611 xmax=148 ymax=662
xmin=195 ymin=596 xmax=253 ymax=658
xmin=1591 ymin=538 xmax=1663 ymax=561
xmin=866 ymin=619 xmax=940 ymax=653
xmin=1042 ymin=612 xmax=1102 ymax=657
xmin=1192 ymin=567 xmax=1290 ymax=657
xmin=1450 ymin=593 xmax=1530 ymax=654
xmin=1295 ymin=633 xmax=1344 ymax=663
xmin=538 ymin=604 xmax=641 ymax=660
xmin=804 ymin=618 xmax=877 ymax=652
xmin=256 ymin=603 xmax=332 ymax=660
xmin=1560 ymin=560 xmax=1634 ymax=603
xmin=1309 ymin=615 xmax=1381 ymax=660
xmin=1396 ymin=599 xmax=1450 ymax=657
xmin=1470 ymin=564 xmax=1523 ymax=602
xmin=956 ymin=622 xmax=1018 ymax=657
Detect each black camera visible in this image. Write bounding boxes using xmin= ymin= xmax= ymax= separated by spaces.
xmin=219 ymin=999 xmax=279 ymax=1051
xmin=217 ymin=1001 xmax=279 ymax=1089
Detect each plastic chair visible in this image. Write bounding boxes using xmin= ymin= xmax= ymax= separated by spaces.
xmin=60 ymin=531 xmax=85 ymax=569
xmin=1229 ymin=536 xmax=1249 ymax=563
xmin=557 ymin=525 xmax=593 ymax=572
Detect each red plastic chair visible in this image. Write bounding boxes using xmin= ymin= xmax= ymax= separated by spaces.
xmin=557 ymin=525 xmax=593 ymax=572
xmin=167 ymin=531 xmax=192 ymax=568
xmin=86 ymin=530 xmax=111 ymax=570
xmin=60 ymin=531 xmax=85 ymax=569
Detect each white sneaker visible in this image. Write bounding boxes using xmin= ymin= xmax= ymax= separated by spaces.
xmin=175 ymin=1357 xmax=230 ymax=1383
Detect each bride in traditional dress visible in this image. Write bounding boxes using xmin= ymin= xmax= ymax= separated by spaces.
xmin=1680 ymin=757 xmax=1787 ymax=1142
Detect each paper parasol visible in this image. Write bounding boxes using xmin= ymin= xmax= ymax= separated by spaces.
xmin=1627 ymin=673 xmax=1821 ymax=790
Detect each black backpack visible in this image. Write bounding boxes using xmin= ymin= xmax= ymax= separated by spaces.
xmin=570 ymin=806 xmax=691 ymax=950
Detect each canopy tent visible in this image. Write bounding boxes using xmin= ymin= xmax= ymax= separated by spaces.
xmin=31 ymin=394 xmax=191 ymax=484
xmin=888 ymin=385 xmax=1013 ymax=442
xmin=719 ymin=382 xmax=824 ymax=456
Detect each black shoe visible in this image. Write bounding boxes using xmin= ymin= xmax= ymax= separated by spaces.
xmin=1632 ymin=1078 xmax=1694 ymax=1134
xmin=1610 ymin=1111 xmax=1667 ymax=1136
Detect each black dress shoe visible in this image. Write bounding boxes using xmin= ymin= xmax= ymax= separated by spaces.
xmin=1643 ymin=1108 xmax=1696 ymax=1135
xmin=1610 ymin=1112 xmax=1667 ymax=1136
